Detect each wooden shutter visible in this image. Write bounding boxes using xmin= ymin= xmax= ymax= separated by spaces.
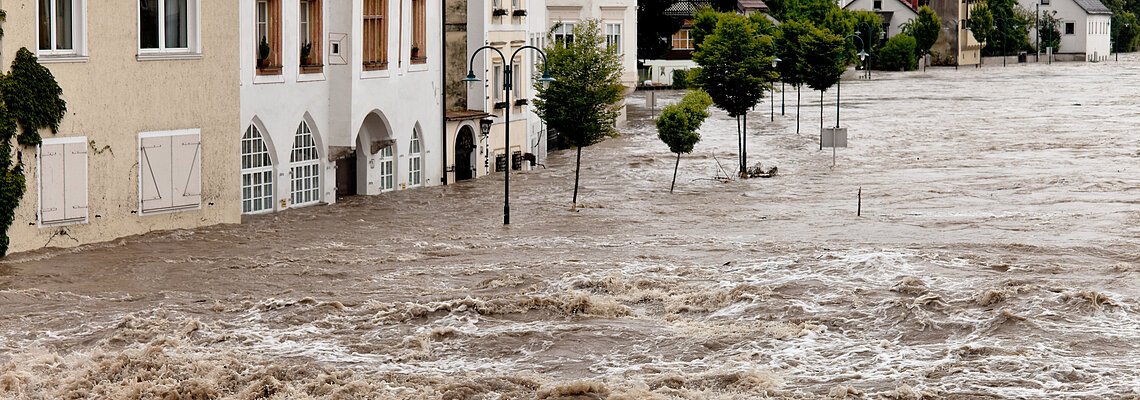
xmin=171 ymin=133 xmax=201 ymax=208
xmin=140 ymin=135 xmax=173 ymax=212
xmin=63 ymin=142 xmax=88 ymax=220
xmin=38 ymin=143 xmax=66 ymax=223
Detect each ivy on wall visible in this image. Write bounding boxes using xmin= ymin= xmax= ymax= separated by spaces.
xmin=0 ymin=12 xmax=69 ymax=256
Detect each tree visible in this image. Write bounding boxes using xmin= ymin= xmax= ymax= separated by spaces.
xmin=801 ymin=25 xmax=847 ymax=144
xmin=1111 ymin=12 xmax=1140 ymax=52
xmin=877 ymin=34 xmax=919 ymax=70
xmin=692 ymin=12 xmax=777 ymax=177
xmin=774 ymin=20 xmax=811 ymax=134
xmin=657 ymin=90 xmax=713 ymax=192
xmin=1037 ymin=10 xmax=1062 ymax=53
xmin=970 ymin=0 xmax=1031 ymax=56
xmin=691 ymin=6 xmax=721 ymax=51
xmin=534 ymin=19 xmax=625 ymax=207
xmin=906 ymin=6 xmax=941 ymax=65
xmin=637 ymin=0 xmax=683 ymax=61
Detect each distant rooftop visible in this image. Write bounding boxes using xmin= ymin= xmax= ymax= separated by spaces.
xmin=1074 ymin=0 xmax=1112 ymax=14
xmin=664 ymin=0 xmax=716 ymax=16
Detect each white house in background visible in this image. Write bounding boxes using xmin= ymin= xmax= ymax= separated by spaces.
xmin=526 ymin=0 xmax=637 ymax=161
xmin=240 ymin=0 xmax=444 ymax=215
xmin=842 ymin=0 xmax=918 ymax=40
xmin=1020 ymin=0 xmax=1113 ymax=61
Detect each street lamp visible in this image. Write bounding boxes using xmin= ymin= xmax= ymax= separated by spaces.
xmin=479 ymin=117 xmax=493 ymax=171
xmin=463 ymin=45 xmax=555 ymax=225
xmin=837 ymin=33 xmax=868 ymax=129
xmin=771 ymin=56 xmax=781 ymax=122
xmin=855 ymin=22 xmax=881 ymax=79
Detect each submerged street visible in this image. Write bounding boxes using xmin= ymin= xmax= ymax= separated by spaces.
xmin=2 ymin=58 xmax=1139 ymax=399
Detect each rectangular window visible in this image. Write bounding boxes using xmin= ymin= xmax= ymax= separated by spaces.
xmin=363 ymin=0 xmax=389 ymax=70
xmin=493 ymin=63 xmax=503 ymax=101
xmin=671 ymin=29 xmax=693 ymax=50
xmin=38 ymin=0 xmax=85 ymax=56
xmin=411 ymin=0 xmax=426 ymax=63
xmin=299 ymin=0 xmax=323 ymax=72
xmin=139 ymin=130 xmax=201 ymax=214
xmin=1040 ymin=0 xmax=1049 ymax=5
xmin=38 ymin=137 xmax=88 ymax=226
xmin=605 ymin=23 xmax=622 ymax=54
xmin=139 ymin=0 xmax=197 ymax=53
xmin=553 ymin=21 xmax=575 ymax=45
xmin=512 ymin=61 xmax=522 ymax=99
xmin=255 ymin=0 xmax=282 ymax=74
xmin=1065 ymin=22 xmax=1075 ymax=35
xmin=873 ymin=0 xmax=882 ymax=8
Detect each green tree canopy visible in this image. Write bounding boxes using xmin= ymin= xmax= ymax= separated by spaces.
xmin=534 ymin=19 xmax=624 ymax=206
xmin=906 ymin=6 xmax=941 ymax=60
xmin=1038 ymin=10 xmax=1062 ymax=53
xmin=657 ymin=90 xmax=713 ymax=192
xmin=693 ymin=13 xmax=776 ymax=118
xmin=691 ymin=6 xmax=721 ymax=51
xmin=876 ymin=33 xmax=919 ymax=70
xmin=802 ymin=24 xmax=846 ymax=93
xmin=970 ymin=0 xmax=1031 ymax=56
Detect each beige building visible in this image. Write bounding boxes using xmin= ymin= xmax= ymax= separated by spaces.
xmin=930 ymin=0 xmax=983 ymax=66
xmin=3 ymin=0 xmax=240 ymax=255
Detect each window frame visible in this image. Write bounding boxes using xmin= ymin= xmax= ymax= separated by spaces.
xmin=605 ymin=22 xmax=622 ymax=54
xmin=290 ymin=121 xmax=322 ymax=207
xmin=672 ymin=29 xmax=693 ymax=50
xmin=255 ymin=0 xmax=283 ymax=75
xmin=378 ymin=145 xmax=395 ymax=192
xmin=137 ymin=0 xmax=202 ymax=57
xmin=408 ymin=130 xmax=423 ymax=187
xmin=493 ymin=62 xmax=504 ymax=102
xmin=37 ymin=0 xmax=88 ymax=59
xmin=411 ymin=0 xmax=427 ymax=64
xmin=552 ymin=21 xmax=576 ymax=45
xmin=299 ymin=0 xmax=324 ymax=73
xmin=1064 ymin=22 xmax=1075 ymax=35
xmin=363 ymin=0 xmax=390 ymax=71
xmin=138 ymin=129 xmax=203 ymax=215
xmin=241 ymin=125 xmax=275 ymax=214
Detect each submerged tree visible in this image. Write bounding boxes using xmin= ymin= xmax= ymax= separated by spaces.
xmin=534 ymin=19 xmax=625 ymax=208
xmin=906 ymin=6 xmax=942 ymax=67
xmin=657 ymin=90 xmax=713 ymax=192
xmin=693 ymin=12 xmax=776 ymax=177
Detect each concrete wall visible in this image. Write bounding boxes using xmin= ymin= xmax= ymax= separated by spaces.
xmin=5 ymin=0 xmax=240 ymax=254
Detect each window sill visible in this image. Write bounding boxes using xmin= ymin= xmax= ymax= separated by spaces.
xmin=408 ymin=63 xmax=429 ymax=72
xmin=300 ymin=64 xmax=324 ymax=74
xmin=298 ymin=71 xmax=327 ymax=82
xmin=257 ymin=65 xmax=283 ymax=75
xmin=361 ymin=68 xmax=391 ymax=79
xmin=39 ymin=217 xmax=88 ymax=228
xmin=254 ymin=73 xmax=286 ymax=85
xmin=136 ymin=52 xmax=203 ymax=62
xmin=37 ymin=54 xmax=90 ymax=64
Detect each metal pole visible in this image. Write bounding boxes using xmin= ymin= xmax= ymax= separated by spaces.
xmin=1036 ymin=5 xmax=1041 ymax=62
xmin=781 ymin=82 xmax=786 ymax=115
xmin=835 ymin=79 xmax=840 ymax=128
xmin=503 ymin=65 xmax=511 ymax=225
xmin=770 ymin=87 xmax=774 ymax=121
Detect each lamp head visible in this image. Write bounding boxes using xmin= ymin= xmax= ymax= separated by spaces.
xmin=857 ymin=50 xmax=869 ymax=61
xmin=479 ymin=118 xmax=493 ymax=136
xmin=538 ymin=70 xmax=556 ymax=86
xmin=772 ymin=56 xmax=781 ymax=68
xmin=462 ymin=70 xmax=480 ymax=83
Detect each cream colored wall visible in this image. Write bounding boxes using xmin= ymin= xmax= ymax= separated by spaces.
xmin=4 ymin=0 xmax=240 ymax=254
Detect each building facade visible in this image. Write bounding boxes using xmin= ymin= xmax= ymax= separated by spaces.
xmin=843 ymin=0 xmax=919 ymax=39
xmin=1020 ymin=0 xmax=1112 ymax=61
xmin=5 ymin=0 xmax=241 ymax=254
xmin=930 ymin=0 xmax=983 ymax=66
xmin=239 ymin=0 xmax=445 ymax=215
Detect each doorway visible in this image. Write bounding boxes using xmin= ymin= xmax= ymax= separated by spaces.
xmin=335 ymin=152 xmax=356 ymax=198
xmin=455 ymin=126 xmax=476 ymax=181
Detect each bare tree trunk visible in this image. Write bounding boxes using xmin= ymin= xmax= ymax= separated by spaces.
xmin=572 ymin=146 xmax=582 ymax=206
xmin=736 ymin=115 xmax=743 ymax=175
xmin=671 ymin=152 xmax=680 ymax=193
xmin=742 ymin=112 xmax=748 ymax=175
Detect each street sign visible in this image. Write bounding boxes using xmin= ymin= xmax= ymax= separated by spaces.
xmin=821 ymin=127 xmax=847 ymax=148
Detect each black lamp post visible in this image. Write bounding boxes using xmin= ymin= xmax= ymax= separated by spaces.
xmin=837 ymin=34 xmax=868 ymax=129
xmin=463 ymin=45 xmax=554 ymax=225
xmin=479 ymin=117 xmax=493 ymax=171
xmin=771 ymin=56 xmax=781 ymax=122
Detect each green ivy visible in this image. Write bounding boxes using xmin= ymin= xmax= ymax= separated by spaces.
xmin=3 ymin=48 xmax=68 ymax=146
xmin=0 ymin=16 xmax=69 ymax=256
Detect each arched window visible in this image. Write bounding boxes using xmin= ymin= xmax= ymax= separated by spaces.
xmin=378 ymin=145 xmax=394 ymax=192
xmin=290 ymin=121 xmax=321 ymax=206
xmin=241 ymin=125 xmax=274 ymax=213
xmin=408 ymin=130 xmax=422 ymax=187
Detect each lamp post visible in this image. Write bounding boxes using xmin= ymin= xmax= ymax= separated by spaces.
xmin=838 ymin=33 xmax=868 ymax=129
xmin=771 ymin=57 xmax=781 ymax=122
xmin=463 ymin=45 xmax=555 ymax=225
xmin=479 ymin=118 xmax=493 ymax=171
xmin=855 ymin=22 xmax=879 ymax=79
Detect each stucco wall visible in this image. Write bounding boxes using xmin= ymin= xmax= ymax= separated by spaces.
xmin=4 ymin=0 xmax=240 ymax=255
xmin=1021 ymin=0 xmax=1111 ymax=60
xmin=844 ymin=0 xmax=919 ymax=39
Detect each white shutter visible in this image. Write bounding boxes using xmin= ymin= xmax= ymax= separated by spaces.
xmin=64 ymin=142 xmax=89 ymax=220
xmin=38 ymin=143 xmax=66 ymax=223
xmin=140 ymin=135 xmax=173 ymax=212
xmin=171 ymin=133 xmax=201 ymax=208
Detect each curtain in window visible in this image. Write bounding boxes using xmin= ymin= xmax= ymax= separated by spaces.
xmin=165 ymin=0 xmax=189 ymax=48
xmin=140 ymin=0 xmax=161 ymax=48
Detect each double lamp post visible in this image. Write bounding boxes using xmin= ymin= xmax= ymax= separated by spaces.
xmin=463 ymin=45 xmax=554 ymax=225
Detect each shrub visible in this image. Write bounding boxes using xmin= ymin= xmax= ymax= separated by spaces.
xmin=876 ymin=34 xmax=918 ymax=71
xmin=671 ymin=69 xmax=689 ymax=89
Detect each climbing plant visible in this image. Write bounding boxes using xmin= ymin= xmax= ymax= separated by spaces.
xmin=0 ymin=11 xmax=69 ymax=256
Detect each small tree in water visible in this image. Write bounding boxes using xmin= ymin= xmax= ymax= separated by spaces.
xmin=533 ymin=19 xmax=624 ymax=208
xmin=657 ymin=90 xmax=713 ymax=193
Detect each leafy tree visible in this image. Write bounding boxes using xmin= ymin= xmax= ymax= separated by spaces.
xmin=775 ymin=20 xmax=814 ymax=134
xmin=970 ymin=0 xmax=1031 ymax=56
xmin=876 ymin=33 xmax=919 ymax=70
xmin=906 ymin=6 xmax=941 ymax=64
xmin=692 ymin=12 xmax=777 ymax=177
xmin=801 ymin=25 xmax=847 ymax=142
xmin=637 ymin=0 xmax=683 ymax=61
xmin=1037 ymin=10 xmax=1062 ymax=53
xmin=849 ymin=10 xmax=886 ymax=56
xmin=1111 ymin=12 xmax=1140 ymax=52
xmin=534 ymin=19 xmax=625 ymax=207
xmin=775 ymin=0 xmax=841 ymax=25
xmin=657 ymin=90 xmax=713 ymax=192
xmin=691 ymin=6 xmax=721 ymax=51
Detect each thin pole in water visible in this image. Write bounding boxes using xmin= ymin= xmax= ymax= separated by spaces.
xmin=857 ymin=187 xmax=862 ymax=216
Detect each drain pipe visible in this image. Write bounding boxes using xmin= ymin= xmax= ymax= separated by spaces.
xmin=440 ymin=0 xmax=448 ymax=185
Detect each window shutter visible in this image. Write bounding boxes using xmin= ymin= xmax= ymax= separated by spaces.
xmin=171 ymin=133 xmax=202 ymax=208
xmin=64 ymin=142 xmax=89 ymax=220
xmin=140 ymin=136 xmax=173 ymax=212
xmin=39 ymin=143 xmax=67 ymax=223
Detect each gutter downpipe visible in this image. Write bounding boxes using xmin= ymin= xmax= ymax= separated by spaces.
xmin=441 ymin=0 xmax=449 ymax=185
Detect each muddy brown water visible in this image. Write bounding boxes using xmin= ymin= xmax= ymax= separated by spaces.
xmin=2 ymin=58 xmax=1139 ymax=399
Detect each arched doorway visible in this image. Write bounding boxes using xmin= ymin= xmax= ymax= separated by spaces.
xmin=455 ymin=126 xmax=475 ymax=181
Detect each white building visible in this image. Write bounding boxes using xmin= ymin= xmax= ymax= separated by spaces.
xmin=1021 ymin=0 xmax=1113 ymax=61
xmin=240 ymin=0 xmax=444 ymax=215
xmin=842 ymin=0 xmax=919 ymax=39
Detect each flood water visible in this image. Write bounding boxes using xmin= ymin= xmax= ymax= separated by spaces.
xmin=2 ymin=58 xmax=1139 ymax=399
